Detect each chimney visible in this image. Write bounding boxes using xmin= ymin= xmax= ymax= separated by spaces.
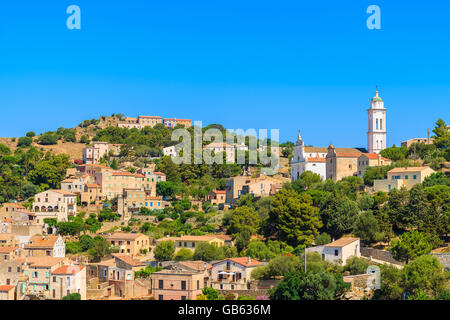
xmin=247 ymin=257 xmax=251 ymax=264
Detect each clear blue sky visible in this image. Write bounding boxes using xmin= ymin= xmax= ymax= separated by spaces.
xmin=0 ymin=1 xmax=449 ymax=147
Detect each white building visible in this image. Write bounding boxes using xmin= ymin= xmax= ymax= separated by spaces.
xmin=306 ymin=237 xmax=360 ymax=265
xmin=290 ymin=131 xmax=327 ymax=181
xmin=367 ymin=90 xmax=387 ymax=154
xmin=162 ymin=146 xmax=176 ymax=157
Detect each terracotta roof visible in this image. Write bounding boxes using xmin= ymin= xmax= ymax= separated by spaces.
xmin=145 ymin=196 xmax=163 ymax=200
xmin=178 ymin=260 xmax=210 ymax=271
xmin=106 ymin=233 xmax=145 ymax=241
xmin=334 ymin=152 xmax=363 ymax=158
xmin=3 ymin=203 xmax=25 ymax=209
xmin=22 ymin=257 xmax=66 ymax=268
xmin=307 ymin=157 xmax=326 ymax=163
xmin=325 ymin=237 xmax=359 ymax=248
xmin=113 ymin=254 xmax=145 ymax=267
xmin=152 ymin=172 xmax=165 ymax=176
xmin=51 ymin=189 xmax=76 ymax=196
xmin=138 ymin=115 xmax=161 ymax=119
xmin=0 ymin=246 xmax=18 ymax=253
xmin=213 ymin=234 xmax=232 ymax=241
xmin=304 ymin=147 xmax=328 ymax=153
xmin=158 ymin=235 xmax=220 ymax=242
xmin=212 ymin=257 xmax=263 ymax=268
xmin=211 ymin=190 xmax=226 ymax=194
xmin=203 ymin=142 xmax=234 ymax=149
xmin=388 ymin=166 xmax=433 ymax=173
xmin=0 ymin=233 xmax=14 ymax=240
xmin=25 ymin=235 xmax=60 ymax=248
xmin=52 ymin=265 xmax=85 ymax=275
xmin=112 ymin=171 xmax=139 ymax=177
xmin=0 ymin=285 xmax=15 ymax=292
xmin=86 ymin=184 xmax=101 ymax=188
xmin=61 ymin=178 xmax=77 ymax=183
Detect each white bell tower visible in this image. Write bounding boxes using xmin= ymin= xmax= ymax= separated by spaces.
xmin=367 ymin=89 xmax=387 ymax=154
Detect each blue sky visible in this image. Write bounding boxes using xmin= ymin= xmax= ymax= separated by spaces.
xmin=0 ymin=1 xmax=449 ymax=147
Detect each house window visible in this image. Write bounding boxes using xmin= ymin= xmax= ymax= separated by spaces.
xmin=158 ymin=295 xmax=163 ymax=300
xmin=181 ymin=281 xmax=186 ymax=290
xmin=197 ymin=280 xmax=200 ymax=290
xmin=334 ymin=250 xmax=338 ymax=256
xmin=158 ymin=280 xmax=164 ymax=289
xmin=405 ymin=175 xmax=408 ymax=179
xmin=413 ymin=175 xmax=417 ymax=179
xmin=181 ymin=296 xmax=186 ymax=300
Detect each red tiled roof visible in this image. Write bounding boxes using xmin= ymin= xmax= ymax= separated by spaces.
xmin=307 ymin=157 xmax=326 ymax=163
xmin=113 ymin=254 xmax=145 ymax=267
xmin=334 ymin=152 xmax=362 ymax=158
xmin=152 ymin=172 xmax=166 ymax=176
xmin=52 ymin=265 xmax=85 ymax=275
xmin=0 ymin=285 xmax=15 ymax=292
xmin=388 ymin=166 xmax=433 ymax=173
xmin=212 ymin=257 xmax=263 ymax=268
xmin=325 ymin=237 xmax=359 ymax=247
xmin=22 ymin=257 xmax=66 ymax=268
xmin=25 ymin=235 xmax=60 ymax=248
xmin=0 ymin=246 xmax=18 ymax=253
xmin=3 ymin=203 xmax=25 ymax=209
xmin=212 ymin=190 xmax=226 ymax=194
xmin=106 ymin=233 xmax=146 ymax=241
xmin=86 ymin=184 xmax=101 ymax=188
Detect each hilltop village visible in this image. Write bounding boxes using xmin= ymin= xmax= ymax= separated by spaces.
xmin=0 ymin=92 xmax=449 ymax=301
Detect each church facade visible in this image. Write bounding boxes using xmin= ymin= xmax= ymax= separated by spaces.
xmin=291 ymin=90 xmax=387 ymax=182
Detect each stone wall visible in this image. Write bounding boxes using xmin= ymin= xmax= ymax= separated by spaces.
xmin=218 ymin=289 xmax=269 ymax=299
xmin=361 ymin=247 xmax=403 ymax=265
xmin=432 ymin=253 xmax=450 ymax=271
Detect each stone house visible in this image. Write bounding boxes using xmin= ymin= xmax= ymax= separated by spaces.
xmin=0 ymin=285 xmax=15 ymax=300
xmin=372 ymin=166 xmax=435 ymax=193
xmin=24 ymin=235 xmax=65 ymax=258
xmin=306 ymin=237 xmax=361 ymax=265
xmin=210 ymin=257 xmax=264 ymax=291
xmin=150 ymin=269 xmax=206 ymax=300
xmin=105 ymin=233 xmax=150 ymax=256
xmin=33 ymin=189 xmax=77 ymax=218
xmin=157 ymin=235 xmax=225 ymax=253
xmin=50 ymin=265 xmax=86 ymax=300
xmin=207 ymin=190 xmax=226 ymax=206
xmin=357 ymin=153 xmax=392 ymax=177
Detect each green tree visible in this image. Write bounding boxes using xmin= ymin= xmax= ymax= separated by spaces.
xmin=154 ymin=240 xmax=175 ymax=261
xmin=402 ymin=255 xmax=449 ymax=297
xmin=270 ymin=271 xmax=343 ymax=300
xmin=156 ymin=181 xmax=179 ymax=198
xmin=380 ymin=145 xmax=407 ymax=161
xmin=17 ymin=136 xmax=33 ymax=147
xmin=228 ymin=205 xmax=260 ymax=236
xmin=38 ymin=133 xmax=58 ymax=145
xmin=389 ymin=230 xmax=433 ymax=263
xmin=87 ymin=236 xmax=111 ymax=262
xmin=314 ymin=232 xmax=331 ymax=245
xmin=174 ymin=248 xmax=194 ymax=261
xmin=110 ymin=158 xmax=119 ymax=170
xmin=62 ymin=293 xmax=81 ymax=300
xmin=193 ymin=242 xmax=224 ymax=261
xmin=432 ymin=118 xmax=450 ymax=149
xmin=343 ymin=256 xmax=371 ymax=275
xmin=267 ymin=189 xmax=322 ymax=247
xmin=353 ymin=211 xmax=383 ymax=244
xmin=26 ymin=131 xmax=35 ymax=138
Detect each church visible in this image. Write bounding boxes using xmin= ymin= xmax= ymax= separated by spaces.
xmin=291 ymin=90 xmax=387 ymax=182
